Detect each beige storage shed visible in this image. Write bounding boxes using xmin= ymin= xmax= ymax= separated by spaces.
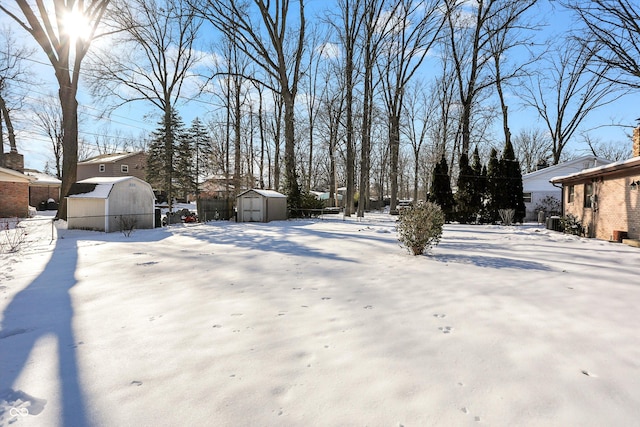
xmin=236 ymin=189 xmax=287 ymax=222
xmin=67 ymin=176 xmax=155 ymax=232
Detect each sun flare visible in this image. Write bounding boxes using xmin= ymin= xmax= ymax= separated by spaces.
xmin=61 ymin=8 xmax=91 ymax=41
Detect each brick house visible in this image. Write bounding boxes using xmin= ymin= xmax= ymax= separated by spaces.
xmin=77 ymin=152 xmax=147 ymax=181
xmin=550 ymin=128 xmax=640 ymax=241
xmin=0 ymin=166 xmax=33 ymax=218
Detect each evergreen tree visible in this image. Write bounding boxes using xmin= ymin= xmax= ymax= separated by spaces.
xmin=500 ymin=139 xmax=526 ymax=222
xmin=454 ymin=152 xmax=476 ymax=223
xmin=174 ymin=122 xmax=194 ymax=200
xmin=485 ymin=148 xmax=501 ymax=223
xmin=429 ymin=155 xmax=455 ymax=221
xmin=471 ymin=146 xmax=485 ymax=221
xmin=146 ymin=109 xmax=187 ymax=204
xmin=188 ymin=117 xmax=213 ymax=201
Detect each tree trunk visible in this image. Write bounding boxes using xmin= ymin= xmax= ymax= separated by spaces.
xmin=57 ymin=85 xmax=79 ymax=221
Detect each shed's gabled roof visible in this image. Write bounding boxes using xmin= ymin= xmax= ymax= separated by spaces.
xmin=78 ymin=152 xmax=143 ymax=165
xmin=550 ymin=156 xmax=640 ymax=184
xmin=237 ymin=189 xmax=287 ymax=198
xmin=68 ymin=176 xmax=150 ymax=199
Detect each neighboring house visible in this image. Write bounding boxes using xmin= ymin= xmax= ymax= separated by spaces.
xmin=550 ymin=129 xmax=640 ymax=242
xmin=236 ymin=189 xmax=287 ymax=222
xmin=24 ymin=169 xmax=62 ymax=209
xmin=67 ymin=176 xmax=156 ymax=232
xmin=77 ymin=152 xmax=147 ymax=181
xmin=522 ymin=156 xmax=611 ymax=221
xmin=0 ymin=166 xmax=32 ymax=218
xmin=199 ymin=175 xmax=235 ymax=200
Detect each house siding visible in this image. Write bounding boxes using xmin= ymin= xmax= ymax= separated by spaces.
xmin=0 ymin=181 xmax=29 ymax=218
xmin=77 ymin=153 xmax=147 ymax=181
xmin=563 ymin=174 xmax=640 ymax=240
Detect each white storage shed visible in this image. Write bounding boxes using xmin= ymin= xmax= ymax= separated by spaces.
xmin=67 ymin=176 xmax=155 ymax=232
xmin=236 ymin=189 xmax=287 ymax=222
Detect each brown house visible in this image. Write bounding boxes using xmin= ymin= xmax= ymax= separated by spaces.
xmin=550 ymin=128 xmax=640 ymax=242
xmin=77 ymin=152 xmax=147 ymax=181
xmin=0 ymin=166 xmax=33 ymax=218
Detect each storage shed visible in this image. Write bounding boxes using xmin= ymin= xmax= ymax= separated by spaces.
xmin=67 ymin=176 xmax=155 ymax=232
xmin=236 ymin=189 xmax=287 ymax=222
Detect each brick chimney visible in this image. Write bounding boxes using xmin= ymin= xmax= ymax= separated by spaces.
xmin=0 ymin=152 xmax=24 ymax=173
xmin=634 ymin=126 xmax=640 ymax=158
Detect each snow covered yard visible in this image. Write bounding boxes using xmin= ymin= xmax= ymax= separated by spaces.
xmin=1 ymin=213 xmax=640 ymax=426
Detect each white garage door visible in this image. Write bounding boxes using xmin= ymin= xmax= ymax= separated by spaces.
xmin=242 ymin=196 xmax=262 ymax=221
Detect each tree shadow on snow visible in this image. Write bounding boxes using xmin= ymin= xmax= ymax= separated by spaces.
xmin=432 ymin=253 xmax=552 ymax=271
xmin=0 ymin=238 xmax=90 ymax=426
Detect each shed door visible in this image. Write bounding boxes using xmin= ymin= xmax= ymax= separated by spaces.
xmin=242 ymin=196 xmax=262 ymax=221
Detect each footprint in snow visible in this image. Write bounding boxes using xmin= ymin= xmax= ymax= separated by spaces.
xmin=439 ymin=326 xmax=454 ymax=334
xmin=433 ymin=314 xmax=446 ymax=318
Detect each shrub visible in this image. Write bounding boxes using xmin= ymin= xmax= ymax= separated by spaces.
xmin=534 ymin=195 xmax=561 ymax=217
xmin=397 ymin=202 xmax=445 ymax=256
xmin=498 ymin=208 xmax=515 ymax=226
xmin=0 ymin=219 xmax=28 ymax=253
xmin=291 ymin=192 xmax=325 ymax=218
xmin=560 ymin=214 xmax=582 ymax=235
xmin=118 ymin=215 xmax=137 ymax=237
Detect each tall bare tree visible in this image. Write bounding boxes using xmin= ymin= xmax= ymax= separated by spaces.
xmin=564 ymin=0 xmax=640 ymax=89
xmin=1 ymin=0 xmax=111 ymax=219
xmin=0 ymin=27 xmax=33 ymax=156
xmin=520 ymin=38 xmax=625 ymax=164
xmin=89 ymin=0 xmax=201 ymax=209
xmin=194 ymin=0 xmax=306 ymax=209
xmin=378 ymin=0 xmax=444 ymax=213
xmin=512 ymin=127 xmax=552 ymax=173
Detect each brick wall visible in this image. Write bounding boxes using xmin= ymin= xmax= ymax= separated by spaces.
xmin=29 ymin=186 xmax=60 ymax=207
xmin=0 ymin=181 xmax=29 ymax=218
xmin=634 ymin=127 xmax=640 ymax=158
xmin=563 ymin=175 xmax=640 ymax=240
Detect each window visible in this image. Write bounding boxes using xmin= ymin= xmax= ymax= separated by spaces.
xmin=99 ymin=164 xmax=105 ymax=173
xmin=568 ymin=185 xmax=574 ymax=203
xmin=584 ymin=183 xmax=593 ymax=208
xmin=121 ymin=164 xmax=129 ymax=173
xmin=523 ymin=192 xmax=532 ymax=203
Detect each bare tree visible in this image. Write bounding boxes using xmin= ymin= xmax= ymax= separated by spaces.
xmin=89 ymin=0 xmax=201 ymax=210
xmin=0 ymin=27 xmax=34 ymax=156
xmin=520 ymin=38 xmax=625 ymax=164
xmin=33 ymin=98 xmax=64 ymax=179
xmin=194 ymin=0 xmax=306 ymax=209
xmin=378 ymin=0 xmax=444 ymax=213
xmin=564 ymin=0 xmax=640 ymax=89
xmin=1 ymin=0 xmax=111 ymax=219
xmin=512 ymin=127 xmax=552 ymax=173
xmin=583 ymin=133 xmax=632 ymax=161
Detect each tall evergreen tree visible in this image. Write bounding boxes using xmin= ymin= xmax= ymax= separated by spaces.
xmin=188 ymin=117 xmax=212 ymax=201
xmin=454 ymin=152 xmax=476 ymax=223
xmin=500 ymin=139 xmax=526 ymax=222
xmin=485 ymin=148 xmax=501 ymax=223
xmin=146 ymin=109 xmax=187 ymax=205
xmin=175 ymin=123 xmax=195 ymax=201
xmin=430 ymin=155 xmax=455 ymax=221
xmin=470 ymin=146 xmax=485 ymax=221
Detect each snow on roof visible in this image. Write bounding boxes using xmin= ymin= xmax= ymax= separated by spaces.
xmin=24 ymin=169 xmax=61 ymax=185
xmin=238 ymin=189 xmax=287 ymax=198
xmin=69 ymin=183 xmax=114 ymax=199
xmin=78 ymin=152 xmax=142 ymax=164
xmin=0 ymin=167 xmax=33 ymax=182
xmin=523 ymin=156 xmax=612 ymax=180
xmin=550 ymin=156 xmax=640 ymax=183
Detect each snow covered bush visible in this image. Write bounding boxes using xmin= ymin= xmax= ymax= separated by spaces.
xmin=498 ymin=209 xmax=515 ymax=226
xmin=397 ymin=202 xmax=444 ymax=256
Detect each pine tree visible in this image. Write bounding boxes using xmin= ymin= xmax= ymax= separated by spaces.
xmin=174 ymin=122 xmax=194 ymax=201
xmin=500 ymin=139 xmax=526 ymax=222
xmin=485 ymin=148 xmax=501 ymax=223
xmin=429 ymin=155 xmax=455 ymax=221
xmin=471 ymin=146 xmax=485 ymax=221
xmin=454 ymin=152 xmax=476 ymax=223
xmin=188 ymin=117 xmax=213 ymax=201
xmin=146 ymin=109 xmax=187 ymax=205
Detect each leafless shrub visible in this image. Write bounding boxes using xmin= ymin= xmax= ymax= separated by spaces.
xmin=498 ymin=209 xmax=515 ymax=226
xmin=118 ymin=215 xmax=137 ymax=237
xmin=0 ymin=218 xmax=28 ymax=253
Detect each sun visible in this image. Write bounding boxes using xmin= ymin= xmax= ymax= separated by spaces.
xmin=61 ymin=8 xmax=91 ymax=42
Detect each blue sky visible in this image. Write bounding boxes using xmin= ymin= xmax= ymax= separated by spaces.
xmin=1 ymin=0 xmax=638 ymax=173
